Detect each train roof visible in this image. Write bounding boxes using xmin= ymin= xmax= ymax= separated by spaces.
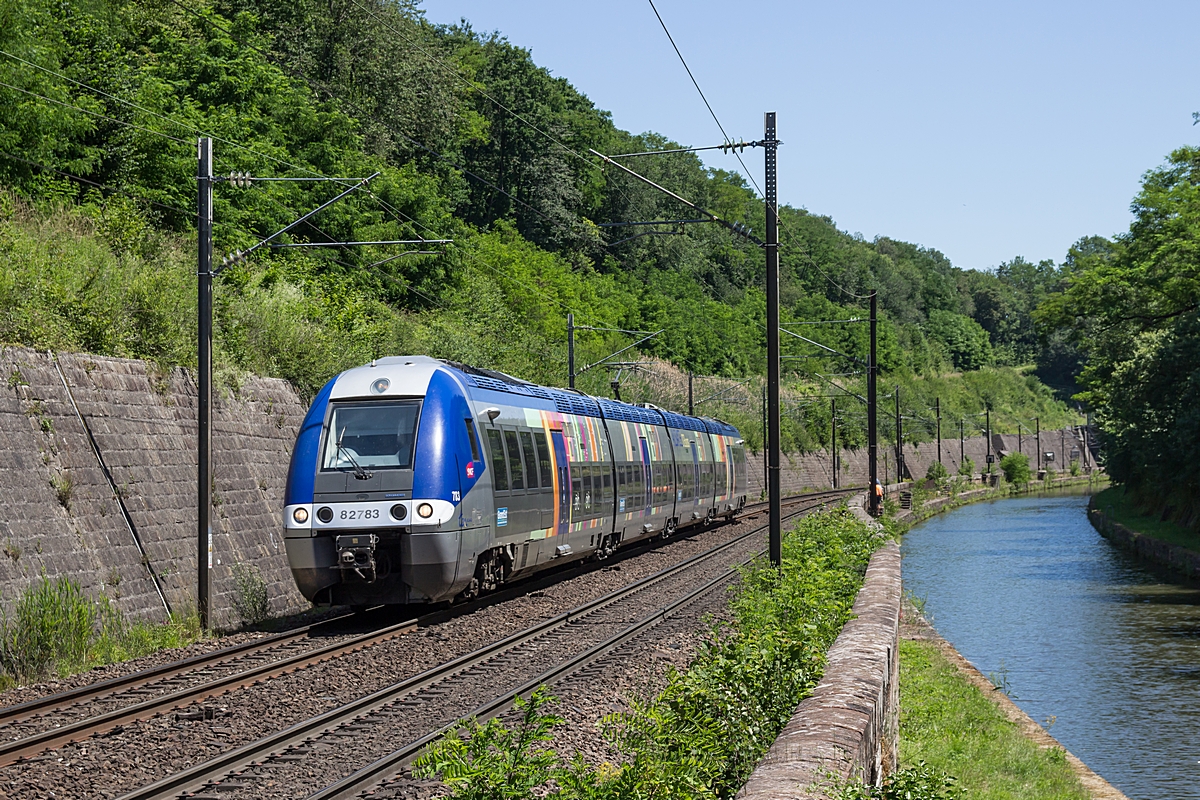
xmin=441 ymin=360 xmax=739 ymax=437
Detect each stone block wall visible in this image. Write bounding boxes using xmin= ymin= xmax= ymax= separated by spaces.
xmin=0 ymin=347 xmax=309 ymax=628
xmin=745 ymin=427 xmax=1095 ymax=496
xmin=736 ymin=540 xmax=901 ymax=799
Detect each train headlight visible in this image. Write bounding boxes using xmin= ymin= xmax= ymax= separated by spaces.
xmin=316 ymin=506 xmax=334 ymax=523
xmin=416 ymin=502 xmax=434 ymax=519
xmin=390 ymin=503 xmax=407 ymax=521
xmin=292 ymin=507 xmax=309 ymax=524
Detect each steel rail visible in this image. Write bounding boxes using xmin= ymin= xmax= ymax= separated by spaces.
xmin=0 ymin=617 xmax=418 ymax=767
xmin=0 ymin=620 xmax=345 ymax=729
xmin=118 ymin=490 xmax=852 ymax=800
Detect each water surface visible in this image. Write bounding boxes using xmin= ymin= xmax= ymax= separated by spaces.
xmin=902 ymin=491 xmax=1200 ymax=800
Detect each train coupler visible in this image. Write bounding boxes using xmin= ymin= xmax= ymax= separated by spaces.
xmin=335 ymin=533 xmax=378 ymax=582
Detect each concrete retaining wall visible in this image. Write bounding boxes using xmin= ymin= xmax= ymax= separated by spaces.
xmin=736 ymin=540 xmax=901 ymax=799
xmin=0 ymin=346 xmax=309 ymax=628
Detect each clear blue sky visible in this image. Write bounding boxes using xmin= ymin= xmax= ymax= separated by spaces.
xmin=419 ymin=0 xmax=1199 ymax=273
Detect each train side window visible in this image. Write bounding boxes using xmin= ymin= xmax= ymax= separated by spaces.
xmin=519 ymin=431 xmax=538 ymax=488
xmin=504 ymin=430 xmax=525 ymax=490
xmin=603 ymin=469 xmax=612 ymax=503
xmin=582 ymin=466 xmax=593 ymax=511
xmin=487 ymin=429 xmax=508 ymax=491
xmin=465 ymin=420 xmax=480 ymax=461
xmin=617 ymin=465 xmax=626 ymax=488
xmin=533 ymin=430 xmax=553 ymax=488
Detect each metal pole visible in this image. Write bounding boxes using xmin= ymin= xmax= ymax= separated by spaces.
xmin=567 ymin=313 xmax=575 ymax=389
xmin=1061 ymin=428 xmax=1065 ymax=467
xmin=867 ymin=292 xmax=878 ymax=515
xmin=197 ymin=138 xmax=213 ymax=631
xmin=895 ymin=387 xmax=902 ymax=482
xmin=1018 ymin=423 xmax=1023 ymax=457
xmin=765 ymin=112 xmax=781 ymax=567
xmin=936 ymin=396 xmax=942 ymax=468
xmin=1036 ymin=417 xmax=1041 ymax=471
xmin=959 ymin=419 xmax=964 ymax=467
xmin=688 ymin=371 xmax=693 ymax=416
xmin=831 ymin=398 xmax=838 ymax=489
xmin=986 ymin=406 xmax=992 ymax=476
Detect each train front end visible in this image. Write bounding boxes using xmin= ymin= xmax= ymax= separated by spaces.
xmin=282 ymin=357 xmax=485 ymax=606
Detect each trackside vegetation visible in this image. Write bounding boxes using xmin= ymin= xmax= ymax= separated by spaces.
xmin=0 ymin=575 xmax=204 ymax=688
xmin=413 ymin=507 xmax=879 ymax=799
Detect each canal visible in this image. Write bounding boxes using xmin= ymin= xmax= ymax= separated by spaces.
xmin=901 ymin=489 xmax=1200 ymax=800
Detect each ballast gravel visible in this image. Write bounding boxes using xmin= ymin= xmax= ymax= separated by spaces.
xmin=0 ymin=502 xmax=822 ymax=800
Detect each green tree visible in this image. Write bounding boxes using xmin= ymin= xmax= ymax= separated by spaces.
xmin=999 ymin=452 xmax=1031 ymax=486
xmin=926 ymin=310 xmax=993 ymax=371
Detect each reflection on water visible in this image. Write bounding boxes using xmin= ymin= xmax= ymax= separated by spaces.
xmin=902 ymin=491 xmax=1200 ymax=800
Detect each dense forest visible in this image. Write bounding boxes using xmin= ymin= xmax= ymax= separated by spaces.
xmin=0 ymin=0 xmax=1084 ymax=455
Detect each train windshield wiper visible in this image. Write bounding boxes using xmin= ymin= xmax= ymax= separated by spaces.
xmin=335 ymin=430 xmax=373 ymax=480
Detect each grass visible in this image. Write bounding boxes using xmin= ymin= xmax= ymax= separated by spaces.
xmin=898 ymin=638 xmax=1088 ymax=800
xmin=1092 ymin=486 xmax=1200 ymax=555
xmin=0 ymin=576 xmax=205 ymax=689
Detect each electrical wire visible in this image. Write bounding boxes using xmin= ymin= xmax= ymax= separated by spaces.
xmin=0 ymin=79 xmax=187 ymax=144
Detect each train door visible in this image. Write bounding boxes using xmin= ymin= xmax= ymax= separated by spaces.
xmin=690 ymin=440 xmax=700 ymax=509
xmin=726 ymin=444 xmax=735 ymax=501
xmin=639 ymin=437 xmax=652 ymax=511
xmin=551 ymin=429 xmax=571 ymax=537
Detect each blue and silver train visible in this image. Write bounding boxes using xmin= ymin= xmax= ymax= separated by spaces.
xmin=283 ymin=357 xmax=748 ymax=607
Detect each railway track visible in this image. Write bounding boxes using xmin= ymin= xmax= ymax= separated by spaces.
xmin=0 ymin=615 xmax=419 ymax=767
xmin=0 ymin=488 xmax=857 ymax=795
xmin=113 ymin=489 xmax=853 ymax=800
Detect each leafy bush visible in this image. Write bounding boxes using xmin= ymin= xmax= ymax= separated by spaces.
xmin=837 ymin=763 xmax=964 ymax=800
xmin=925 ymin=461 xmax=949 ymax=481
xmin=415 ymin=508 xmax=879 ymax=799
xmin=999 ymin=452 xmax=1031 ymax=486
xmin=957 ymin=457 xmax=975 ymax=478
xmin=414 ymin=687 xmax=567 ymax=800
xmin=231 ymin=563 xmax=270 ymax=626
xmin=1069 ymin=459 xmax=1081 ymax=477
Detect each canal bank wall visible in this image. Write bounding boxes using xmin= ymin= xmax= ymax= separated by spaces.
xmin=893 ymin=473 xmax=1103 ymax=527
xmin=737 ymin=539 xmax=901 ymax=800
xmin=1088 ymin=498 xmax=1200 ymax=580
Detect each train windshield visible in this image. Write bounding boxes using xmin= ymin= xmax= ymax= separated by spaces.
xmin=322 ymin=401 xmax=421 ymax=471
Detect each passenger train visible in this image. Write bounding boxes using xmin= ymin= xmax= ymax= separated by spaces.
xmin=283 ymin=357 xmax=748 ymax=607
